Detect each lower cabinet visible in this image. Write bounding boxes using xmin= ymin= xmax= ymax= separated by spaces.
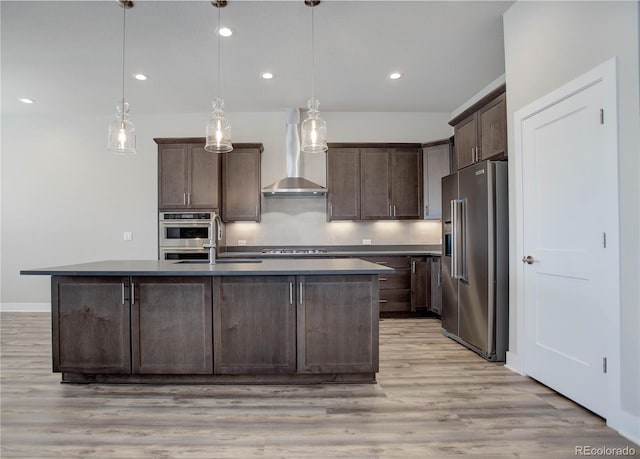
xmin=51 ymin=274 xmax=379 ymax=382
xmin=361 ymin=256 xmax=411 ymax=313
xmin=297 ymin=275 xmax=379 ymax=374
xmin=131 ymin=277 xmax=213 ymax=374
xmin=213 ymin=276 xmax=296 ymax=374
xmin=411 ymin=257 xmax=429 ymax=311
xmin=52 ymin=276 xmax=131 ymax=374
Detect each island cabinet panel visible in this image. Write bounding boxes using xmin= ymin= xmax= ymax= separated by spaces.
xmin=213 ymin=276 xmax=296 ymax=374
xmin=297 ymin=275 xmax=379 ymax=374
xmin=52 ymin=276 xmax=131 ymax=374
xmin=131 ymin=277 xmax=213 ymax=374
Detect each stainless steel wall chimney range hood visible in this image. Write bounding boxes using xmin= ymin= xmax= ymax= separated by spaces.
xmin=261 ymin=108 xmax=327 ymax=197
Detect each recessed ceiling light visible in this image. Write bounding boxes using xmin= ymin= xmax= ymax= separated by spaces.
xmin=217 ymin=27 xmax=233 ymax=37
xmin=389 ymin=72 xmax=403 ymax=80
xmin=260 ymin=72 xmax=274 ymax=80
xmin=18 ymin=98 xmax=35 ymax=104
xmin=133 ymin=73 xmax=148 ymax=81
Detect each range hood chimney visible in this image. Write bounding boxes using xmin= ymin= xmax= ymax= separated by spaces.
xmin=261 ymin=108 xmax=327 ymax=197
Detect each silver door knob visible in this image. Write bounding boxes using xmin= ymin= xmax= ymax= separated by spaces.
xmin=522 ymin=255 xmax=535 ymax=265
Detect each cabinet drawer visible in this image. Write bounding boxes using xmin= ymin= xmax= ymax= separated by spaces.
xmin=379 ymin=289 xmax=411 ymax=312
xmin=361 ymin=256 xmax=410 ymax=269
xmin=378 ymin=272 xmax=410 ymax=290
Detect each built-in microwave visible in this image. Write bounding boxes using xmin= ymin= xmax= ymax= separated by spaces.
xmin=159 ymin=211 xmax=214 ymax=248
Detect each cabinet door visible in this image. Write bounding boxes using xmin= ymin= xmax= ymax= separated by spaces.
xmin=454 ymin=114 xmax=477 ymax=170
xmin=189 ymin=145 xmax=220 ymax=209
xmin=214 ymin=276 xmax=296 ymax=374
xmin=222 ymin=148 xmax=261 ymax=222
xmin=411 ymin=257 xmax=429 ymax=311
xmin=391 ymin=148 xmax=423 ymax=219
xmin=158 ymin=144 xmax=189 ymax=209
xmin=430 ymin=257 xmax=442 ymax=315
xmin=360 ymin=148 xmax=391 ymax=220
xmin=478 ymin=93 xmax=507 ymax=161
xmin=131 ymin=277 xmax=212 ymax=374
xmin=327 ymin=148 xmax=360 ymax=220
xmin=52 ymin=276 xmax=131 ymax=374
xmin=423 ymin=143 xmax=451 ymax=219
xmin=297 ymin=275 xmax=379 ymax=373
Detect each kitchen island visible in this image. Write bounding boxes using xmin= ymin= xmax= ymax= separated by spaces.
xmin=21 ymin=259 xmax=392 ymax=384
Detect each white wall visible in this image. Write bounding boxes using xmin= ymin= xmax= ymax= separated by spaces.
xmin=503 ymin=0 xmax=639 ymax=440
xmin=0 ymin=110 xmax=452 ymax=305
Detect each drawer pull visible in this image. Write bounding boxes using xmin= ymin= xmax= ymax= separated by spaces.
xmin=379 ymin=299 xmax=388 ymax=303
xmin=379 ymin=277 xmax=388 ymax=281
xmin=375 ymin=261 xmax=389 ymax=265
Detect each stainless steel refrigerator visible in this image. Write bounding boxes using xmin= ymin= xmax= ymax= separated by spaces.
xmin=441 ymin=160 xmax=508 ymax=361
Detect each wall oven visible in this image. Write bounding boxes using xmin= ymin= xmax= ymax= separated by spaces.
xmin=159 ymin=211 xmax=216 ymax=261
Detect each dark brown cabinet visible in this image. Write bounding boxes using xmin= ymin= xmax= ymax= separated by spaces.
xmin=411 ymin=257 xmax=429 ymax=311
xmin=131 ymin=277 xmax=213 ymax=374
xmin=297 ymin=275 xmax=379 ymax=374
xmin=156 ymin=138 xmax=221 ymax=210
xmin=361 ymin=256 xmax=412 ymax=313
xmin=52 ymin=276 xmax=131 ymax=374
xmin=450 ymin=87 xmax=507 ymax=171
xmin=221 ymin=145 xmax=263 ymax=222
xmin=327 ymin=148 xmax=361 ymax=220
xmin=327 ymin=143 xmax=423 ymax=221
xmin=213 ymin=276 xmax=296 ymax=374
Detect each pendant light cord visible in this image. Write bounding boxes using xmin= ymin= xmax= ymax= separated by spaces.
xmin=217 ymin=6 xmax=221 ymax=100
xmin=121 ymin=2 xmax=126 ymax=120
xmin=311 ymin=5 xmax=315 ymax=102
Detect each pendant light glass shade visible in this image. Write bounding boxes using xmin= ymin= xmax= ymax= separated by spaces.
xmin=107 ymin=1 xmax=136 ymax=155
xmin=301 ymin=98 xmax=327 ymax=153
xmin=107 ymin=100 xmax=136 ymax=155
xmin=205 ymin=97 xmax=233 ymax=153
xmin=301 ymin=1 xmax=327 ymax=154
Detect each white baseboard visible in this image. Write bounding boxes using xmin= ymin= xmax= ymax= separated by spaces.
xmin=609 ymin=409 xmax=640 ymax=446
xmin=505 ymin=350 xmax=524 ymax=375
xmin=0 ymin=302 xmax=50 ymax=312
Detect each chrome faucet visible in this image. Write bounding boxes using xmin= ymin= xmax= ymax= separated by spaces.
xmin=205 ymin=213 xmax=223 ymax=265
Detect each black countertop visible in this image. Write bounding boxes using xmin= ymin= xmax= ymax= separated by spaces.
xmin=20 ymin=258 xmax=395 ymax=277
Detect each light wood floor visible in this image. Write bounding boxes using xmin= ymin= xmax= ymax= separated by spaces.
xmin=1 ymin=313 xmax=636 ymax=458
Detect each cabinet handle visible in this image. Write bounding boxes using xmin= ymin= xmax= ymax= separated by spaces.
xmin=379 ymin=299 xmax=388 ymax=303
xmin=131 ymin=282 xmax=135 ymax=304
xmin=375 ymin=261 xmax=388 ymax=265
xmin=412 ymin=261 xmax=416 ymax=273
xmin=393 ymin=205 xmax=397 ymax=217
xmin=389 ymin=205 xmax=392 ymax=217
xmin=329 ymin=203 xmax=333 ymax=217
xmin=379 ymin=277 xmax=388 ymax=281
xmin=289 ymin=282 xmax=293 ymax=305
xmin=121 ymin=283 xmax=126 ymax=305
xmin=183 ymin=193 xmax=187 ymax=205
xmin=255 ymin=206 xmax=258 ymax=218
xmin=187 ymin=193 xmax=191 ymax=206
xmin=299 ymin=282 xmax=303 ymax=305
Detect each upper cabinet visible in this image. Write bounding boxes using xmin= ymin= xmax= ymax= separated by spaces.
xmin=221 ymin=144 xmax=263 ymax=222
xmin=422 ymin=139 xmax=452 ymax=220
xmin=449 ymin=85 xmax=507 ymax=171
xmin=327 ymin=143 xmax=423 ymax=221
xmin=156 ymin=138 xmax=220 ymax=210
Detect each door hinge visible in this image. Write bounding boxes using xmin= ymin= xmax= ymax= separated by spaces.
xmin=602 ymin=357 xmax=607 ymax=374
xmin=602 ymin=232 xmax=607 ymax=248
xmin=600 ymin=108 xmax=604 ymax=124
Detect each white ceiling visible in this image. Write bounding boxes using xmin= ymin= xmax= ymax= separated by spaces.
xmin=1 ymin=0 xmax=513 ymax=117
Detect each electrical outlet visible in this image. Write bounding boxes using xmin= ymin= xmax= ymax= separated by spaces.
xmin=362 ymin=239 xmax=372 ymax=245
xmin=237 ymin=240 xmax=247 ymax=246
xmin=123 ymin=231 xmax=133 ymax=241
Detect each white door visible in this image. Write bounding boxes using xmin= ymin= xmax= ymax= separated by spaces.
xmin=521 ymin=77 xmax=615 ymax=418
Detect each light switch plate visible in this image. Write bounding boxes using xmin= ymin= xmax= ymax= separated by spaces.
xmin=362 ymin=239 xmax=372 ymax=245
xmin=123 ymin=231 xmax=133 ymax=241
xmin=237 ymin=240 xmax=247 ymax=246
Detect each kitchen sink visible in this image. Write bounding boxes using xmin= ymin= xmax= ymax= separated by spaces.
xmin=175 ymin=259 xmax=262 ymax=264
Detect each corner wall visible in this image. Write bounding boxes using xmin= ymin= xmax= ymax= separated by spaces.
xmin=503 ymin=0 xmax=640 ymax=442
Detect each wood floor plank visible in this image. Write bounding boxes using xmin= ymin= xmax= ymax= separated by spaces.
xmin=1 ymin=313 xmax=636 ymax=458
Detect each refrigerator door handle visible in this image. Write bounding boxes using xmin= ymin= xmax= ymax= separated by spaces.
xmin=451 ymin=199 xmax=457 ymax=279
xmin=458 ymin=198 xmax=467 ymax=282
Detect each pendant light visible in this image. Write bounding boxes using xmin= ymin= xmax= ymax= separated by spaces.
xmin=205 ymin=0 xmax=233 ymax=153
xmin=300 ymin=0 xmax=328 ymax=154
xmin=107 ymin=0 xmax=136 ymax=155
